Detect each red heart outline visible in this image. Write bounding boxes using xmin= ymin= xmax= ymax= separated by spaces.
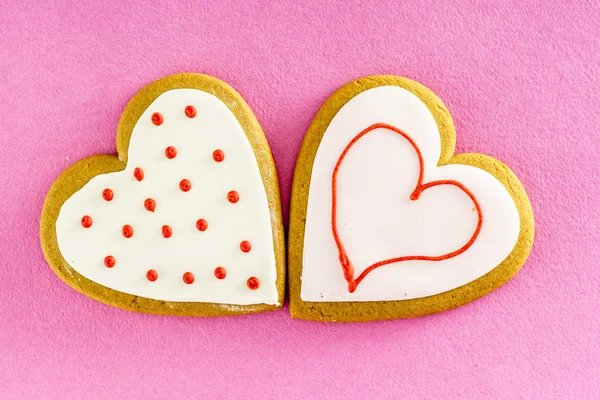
xmin=331 ymin=123 xmax=483 ymax=293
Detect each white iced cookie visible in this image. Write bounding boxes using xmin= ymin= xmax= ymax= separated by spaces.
xmin=42 ymin=74 xmax=285 ymax=315
xmin=289 ymin=76 xmax=533 ymax=321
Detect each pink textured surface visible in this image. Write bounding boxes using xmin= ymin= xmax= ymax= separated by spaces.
xmin=0 ymin=1 xmax=598 ymax=398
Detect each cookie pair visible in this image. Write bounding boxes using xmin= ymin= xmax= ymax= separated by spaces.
xmin=40 ymin=73 xmax=534 ymax=322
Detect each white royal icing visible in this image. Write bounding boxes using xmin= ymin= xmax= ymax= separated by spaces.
xmin=56 ymin=89 xmax=279 ymax=305
xmin=300 ymin=86 xmax=520 ymax=302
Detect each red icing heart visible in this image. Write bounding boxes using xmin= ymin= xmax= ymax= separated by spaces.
xmin=331 ymin=123 xmax=483 ymax=293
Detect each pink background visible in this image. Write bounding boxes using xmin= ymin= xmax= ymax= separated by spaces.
xmin=1 ymin=1 xmax=599 ymax=398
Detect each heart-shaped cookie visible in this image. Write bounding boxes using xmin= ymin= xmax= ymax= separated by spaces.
xmin=289 ymin=76 xmax=534 ymax=322
xmin=40 ymin=73 xmax=285 ymax=316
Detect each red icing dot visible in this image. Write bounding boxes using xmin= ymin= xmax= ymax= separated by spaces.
xmin=162 ymin=225 xmax=172 ymax=238
xmin=214 ymin=267 xmax=226 ymax=280
xmin=185 ymin=105 xmax=196 ymax=118
xmin=227 ymin=191 xmax=239 ymax=203
xmin=146 ymin=269 xmax=158 ymax=282
xmin=104 ymin=256 xmax=115 ymax=268
xmin=81 ymin=215 xmax=92 ymax=228
xmin=134 ymin=167 xmax=144 ymax=181
xmin=102 ymin=189 xmax=114 ymax=201
xmin=151 ymin=112 xmax=163 ymax=126
xmin=240 ymin=241 xmax=252 ymax=253
xmin=213 ymin=149 xmax=224 ymax=162
xmin=122 ymin=224 xmax=133 ymax=238
xmin=180 ymin=179 xmax=191 ymax=192
xmin=247 ymin=277 xmax=260 ymax=290
xmin=196 ymin=219 xmax=208 ymax=232
xmin=165 ymin=146 xmax=177 ymax=159
xmin=144 ymin=198 xmax=156 ymax=212
xmin=183 ymin=272 xmax=195 ymax=284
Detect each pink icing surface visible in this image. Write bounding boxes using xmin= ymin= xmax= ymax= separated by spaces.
xmin=0 ymin=0 xmax=598 ymax=398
